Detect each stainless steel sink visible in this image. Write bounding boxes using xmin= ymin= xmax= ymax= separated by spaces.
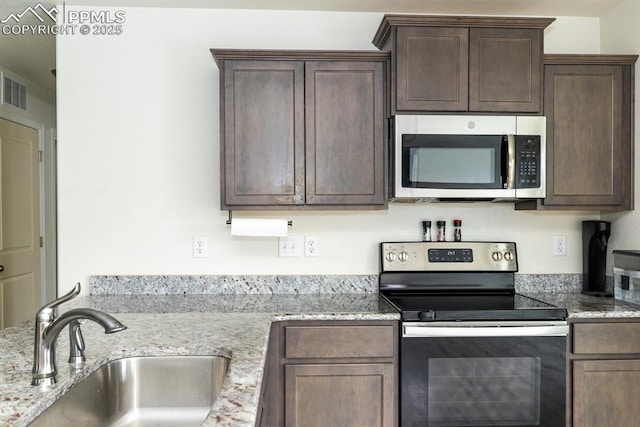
xmin=30 ymin=355 xmax=230 ymax=427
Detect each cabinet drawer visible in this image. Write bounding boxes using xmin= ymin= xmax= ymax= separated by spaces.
xmin=573 ymin=322 xmax=640 ymax=354
xmin=284 ymin=325 xmax=395 ymax=359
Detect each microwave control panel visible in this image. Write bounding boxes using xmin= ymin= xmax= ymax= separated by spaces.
xmin=515 ymin=135 xmax=541 ymax=188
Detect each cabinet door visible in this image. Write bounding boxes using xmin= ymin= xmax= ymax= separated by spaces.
xmin=285 ymin=363 xmax=394 ymax=427
xmin=469 ymin=28 xmax=542 ymax=112
xmin=222 ymin=60 xmax=305 ymax=207
xmin=305 ymin=61 xmax=386 ymax=206
xmin=573 ymin=359 xmax=640 ymax=426
xmin=396 ymin=26 xmax=469 ymax=111
xmin=544 ymin=65 xmax=628 ymax=208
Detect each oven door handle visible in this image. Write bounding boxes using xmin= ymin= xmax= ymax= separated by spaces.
xmin=403 ymin=324 xmax=569 ymax=338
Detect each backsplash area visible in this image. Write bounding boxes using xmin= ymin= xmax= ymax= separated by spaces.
xmin=90 ymin=275 xmax=379 ymax=295
xmin=516 ymin=274 xmax=583 ymax=293
xmin=91 ymin=274 xmax=587 ymax=295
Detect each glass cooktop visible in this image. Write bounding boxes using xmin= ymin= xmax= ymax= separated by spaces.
xmin=382 ymin=293 xmax=567 ymax=322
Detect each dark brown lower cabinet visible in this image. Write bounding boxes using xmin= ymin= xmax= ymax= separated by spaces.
xmin=258 ymin=320 xmax=398 ymax=427
xmin=570 ymin=320 xmax=640 ymax=427
xmin=573 ymin=359 xmax=640 ymax=427
xmin=284 ymin=363 xmax=394 ymax=427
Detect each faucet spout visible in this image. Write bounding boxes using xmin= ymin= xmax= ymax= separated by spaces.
xmin=31 ymin=284 xmax=126 ymax=386
xmin=46 ymin=308 xmax=127 ymax=340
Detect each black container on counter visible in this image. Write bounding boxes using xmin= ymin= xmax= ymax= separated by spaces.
xmin=582 ymin=220 xmax=612 ymax=297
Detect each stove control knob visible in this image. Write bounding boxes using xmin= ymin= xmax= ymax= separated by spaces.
xmin=398 ymin=251 xmax=409 ymax=262
xmin=385 ymin=252 xmax=396 ymax=262
xmin=491 ymin=251 xmax=503 ymax=262
xmin=503 ymin=251 xmax=514 ymax=262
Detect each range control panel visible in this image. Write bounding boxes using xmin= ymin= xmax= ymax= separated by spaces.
xmin=380 ymin=241 xmax=517 ymax=272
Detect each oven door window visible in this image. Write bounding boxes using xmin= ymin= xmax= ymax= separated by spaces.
xmin=428 ymin=357 xmax=540 ymax=426
xmin=402 ymin=134 xmax=505 ymax=189
xmin=401 ymin=336 xmax=566 ymax=427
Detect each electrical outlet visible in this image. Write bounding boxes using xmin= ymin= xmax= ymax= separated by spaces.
xmin=305 ymin=236 xmax=319 ymax=257
xmin=193 ymin=236 xmax=208 ymax=258
xmin=553 ymin=235 xmax=567 ymax=256
xmin=279 ymin=236 xmax=302 ymax=257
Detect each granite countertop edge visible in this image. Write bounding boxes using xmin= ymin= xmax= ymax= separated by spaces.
xmin=0 ymin=295 xmax=399 ymax=427
xmin=4 ymin=290 xmax=640 ymax=427
xmin=521 ymin=291 xmax=640 ymax=319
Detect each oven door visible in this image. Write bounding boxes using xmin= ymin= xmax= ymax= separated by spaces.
xmin=401 ymin=321 xmax=568 ymax=427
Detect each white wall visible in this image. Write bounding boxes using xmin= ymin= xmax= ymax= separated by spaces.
xmin=544 ymin=16 xmax=600 ymax=54
xmin=56 ymin=8 xmax=603 ymax=295
xmin=600 ymin=0 xmax=640 ymax=270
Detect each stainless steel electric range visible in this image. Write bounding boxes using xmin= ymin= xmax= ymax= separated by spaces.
xmin=379 ymin=241 xmax=568 ymax=427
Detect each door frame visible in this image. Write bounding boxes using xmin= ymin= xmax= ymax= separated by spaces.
xmin=0 ymin=111 xmax=56 ymax=305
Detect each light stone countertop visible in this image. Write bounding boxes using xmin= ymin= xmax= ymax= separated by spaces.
xmin=3 ymin=286 xmax=640 ymax=427
xmin=523 ymin=291 xmax=640 ymax=318
xmin=0 ymin=293 xmax=399 ymax=427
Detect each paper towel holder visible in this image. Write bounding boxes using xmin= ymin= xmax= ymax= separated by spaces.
xmin=225 ymin=211 xmax=293 ymax=227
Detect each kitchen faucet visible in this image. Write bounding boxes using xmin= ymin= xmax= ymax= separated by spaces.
xmin=31 ymin=283 xmax=126 ymax=386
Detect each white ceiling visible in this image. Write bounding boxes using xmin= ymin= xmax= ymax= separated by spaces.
xmin=0 ymin=0 xmax=626 ymax=93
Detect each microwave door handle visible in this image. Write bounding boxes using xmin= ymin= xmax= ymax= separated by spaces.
xmin=506 ymin=134 xmax=516 ymax=189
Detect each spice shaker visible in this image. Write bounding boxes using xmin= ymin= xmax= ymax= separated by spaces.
xmin=436 ymin=221 xmax=446 ymax=241
xmin=453 ymin=219 xmax=462 ymax=242
xmin=422 ymin=221 xmax=432 ymax=242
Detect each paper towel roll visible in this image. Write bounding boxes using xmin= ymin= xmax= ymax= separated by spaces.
xmin=230 ymin=218 xmax=289 ymax=237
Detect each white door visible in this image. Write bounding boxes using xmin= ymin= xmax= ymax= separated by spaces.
xmin=0 ymin=117 xmax=41 ymax=328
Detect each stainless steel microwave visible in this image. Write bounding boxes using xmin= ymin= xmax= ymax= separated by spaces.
xmin=391 ymin=115 xmax=546 ymax=202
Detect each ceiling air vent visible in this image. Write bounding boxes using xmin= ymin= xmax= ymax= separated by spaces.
xmin=2 ymin=73 xmax=27 ymax=111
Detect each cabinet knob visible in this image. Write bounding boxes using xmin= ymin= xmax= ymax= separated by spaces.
xmin=0 ymin=265 xmax=4 ymax=272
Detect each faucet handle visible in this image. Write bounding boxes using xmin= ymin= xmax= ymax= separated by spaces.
xmin=68 ymin=319 xmax=86 ymax=365
xmin=38 ymin=283 xmax=81 ymax=314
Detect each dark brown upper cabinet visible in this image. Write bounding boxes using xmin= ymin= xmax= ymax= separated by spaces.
xmin=373 ymin=15 xmax=554 ymax=114
xmin=218 ymin=59 xmax=305 ymax=207
xmin=517 ymin=55 xmax=637 ymax=212
xmin=211 ymin=50 xmax=389 ymax=210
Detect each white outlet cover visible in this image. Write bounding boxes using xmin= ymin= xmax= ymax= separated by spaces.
xmin=553 ymin=235 xmax=567 ymax=256
xmin=193 ymin=236 xmax=208 ymax=258
xmin=305 ymin=236 xmax=319 ymax=257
